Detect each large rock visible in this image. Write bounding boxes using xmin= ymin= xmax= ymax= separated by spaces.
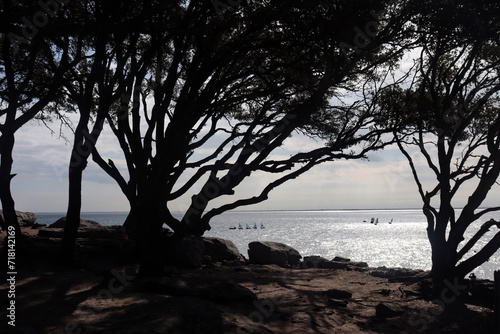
xmin=301 ymin=255 xmax=330 ymax=269
xmin=40 ymin=217 xmax=126 ymax=238
xmin=369 ymin=267 xmax=427 ymax=281
xmin=0 ymin=209 xmax=37 ymax=227
xmin=301 ymin=255 xmax=368 ymax=271
xmin=202 ymin=237 xmax=245 ymax=263
xmin=321 ymin=260 xmax=368 ymax=270
xmin=48 ymin=217 xmax=103 ymax=229
xmin=165 ymin=235 xmax=245 ymax=268
xmin=320 ymin=261 xmax=351 ymax=270
xmin=166 ymin=234 xmax=206 ymax=268
xmin=248 ymin=241 xmax=302 ymax=267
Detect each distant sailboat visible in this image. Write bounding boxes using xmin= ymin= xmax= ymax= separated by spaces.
xmin=370 ymin=217 xmax=374 ymax=224
xmin=389 ymin=218 xmax=393 ymax=224
xmin=254 ymin=223 xmax=258 ymax=229
xmin=246 ymin=223 xmax=251 ymax=229
xmin=260 ymin=223 xmax=265 ymax=229
xmin=238 ymin=224 xmax=243 ymax=230
xmin=375 ymin=218 xmax=378 ymax=225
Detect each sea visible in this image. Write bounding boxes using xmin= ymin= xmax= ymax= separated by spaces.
xmin=35 ymin=209 xmax=500 ymax=280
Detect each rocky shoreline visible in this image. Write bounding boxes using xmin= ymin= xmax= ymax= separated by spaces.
xmin=0 ymin=219 xmax=497 ymax=333
xmin=0 ymin=209 xmax=37 ymax=228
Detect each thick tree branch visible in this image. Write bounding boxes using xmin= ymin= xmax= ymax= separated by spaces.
xmin=455 ymin=228 xmax=500 ymax=278
xmin=456 ymin=219 xmax=500 ymax=262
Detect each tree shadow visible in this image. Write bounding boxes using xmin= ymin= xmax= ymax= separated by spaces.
xmin=227 ymin=266 xmax=496 ymax=334
xmin=2 ymin=232 xmax=496 ymax=334
xmin=1 ymin=270 xmax=104 ymax=333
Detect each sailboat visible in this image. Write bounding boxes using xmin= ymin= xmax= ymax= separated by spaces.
xmin=238 ymin=224 xmax=243 ymax=230
xmin=260 ymin=223 xmax=265 ymax=229
xmin=246 ymin=223 xmax=251 ymax=229
xmin=389 ymin=218 xmax=393 ymax=224
xmin=254 ymin=223 xmax=258 ymax=229
xmin=370 ymin=217 xmax=374 ymax=224
xmin=374 ymin=218 xmax=378 ymax=225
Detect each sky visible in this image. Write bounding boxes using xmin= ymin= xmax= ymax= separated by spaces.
xmin=7 ymin=112 xmax=500 ymax=214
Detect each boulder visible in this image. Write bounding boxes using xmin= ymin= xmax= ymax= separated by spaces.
xmin=248 ymin=241 xmax=302 ymax=267
xmin=300 ymin=255 xmax=369 ymax=271
xmin=369 ymin=267 xmax=427 ymax=280
xmin=165 ymin=235 xmax=245 ymax=268
xmin=165 ymin=234 xmax=205 ymax=268
xmin=319 ymin=261 xmax=351 ymax=270
xmin=202 ymin=237 xmax=245 ymax=263
xmin=48 ymin=217 xmax=103 ymax=229
xmin=0 ymin=209 xmax=37 ymax=227
xmin=351 ymin=261 xmax=368 ymax=268
xmin=17 ymin=211 xmax=37 ymax=227
xmin=301 ymin=255 xmax=330 ymax=269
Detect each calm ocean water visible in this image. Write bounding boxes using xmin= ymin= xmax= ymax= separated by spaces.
xmin=35 ymin=209 xmax=500 ymax=279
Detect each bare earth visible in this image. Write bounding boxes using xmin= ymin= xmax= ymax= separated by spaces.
xmin=0 ymin=228 xmax=495 ymax=334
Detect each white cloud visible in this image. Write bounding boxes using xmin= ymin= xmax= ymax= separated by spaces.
xmin=5 ymin=117 xmax=500 ymax=214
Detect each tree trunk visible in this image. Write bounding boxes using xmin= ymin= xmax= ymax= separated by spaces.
xmin=428 ymin=215 xmax=458 ymax=281
xmin=429 ymin=239 xmax=457 ymax=281
xmin=61 ymin=159 xmax=85 ymax=261
xmin=133 ymin=204 xmax=165 ymax=278
xmin=182 ymin=172 xmax=239 ymax=236
xmin=125 ymin=184 xmax=167 ymax=277
xmin=137 ymin=225 xmax=164 ymax=277
xmin=61 ymin=118 xmax=104 ymax=261
xmin=0 ymin=131 xmax=21 ymax=236
xmin=124 ymin=206 xmax=139 ymax=235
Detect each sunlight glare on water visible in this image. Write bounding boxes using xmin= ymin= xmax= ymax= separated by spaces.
xmin=36 ymin=209 xmax=500 ymax=279
xmin=205 ymin=209 xmax=500 ymax=280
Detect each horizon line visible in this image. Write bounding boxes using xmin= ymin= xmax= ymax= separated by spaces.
xmin=31 ymin=207 xmax=435 ymax=214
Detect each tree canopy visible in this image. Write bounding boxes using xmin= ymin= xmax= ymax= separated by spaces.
xmin=76 ymin=0 xmax=414 ymax=274
xmin=0 ymin=0 xmax=79 ymax=234
xmin=4 ymin=0 xmax=500 ymax=280
xmin=379 ymin=0 xmax=500 ymax=280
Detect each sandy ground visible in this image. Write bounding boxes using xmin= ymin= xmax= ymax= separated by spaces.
xmin=0 ymin=227 xmax=496 ymax=334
